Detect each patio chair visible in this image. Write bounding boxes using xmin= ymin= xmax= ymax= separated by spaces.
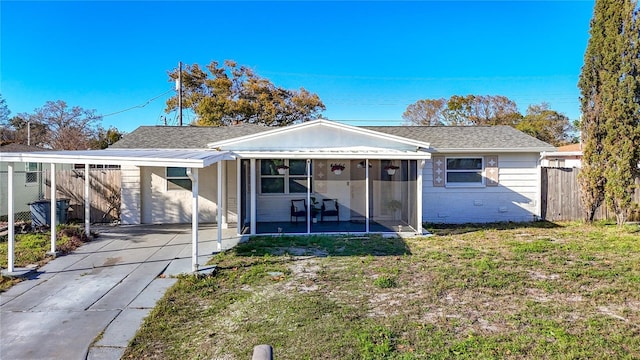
xmin=321 ymin=199 xmax=339 ymax=222
xmin=290 ymin=199 xmax=307 ymax=223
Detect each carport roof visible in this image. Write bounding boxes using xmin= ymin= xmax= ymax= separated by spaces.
xmin=0 ymin=148 xmax=233 ymax=168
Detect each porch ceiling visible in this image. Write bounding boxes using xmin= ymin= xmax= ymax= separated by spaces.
xmin=0 ymin=149 xmax=234 ymax=168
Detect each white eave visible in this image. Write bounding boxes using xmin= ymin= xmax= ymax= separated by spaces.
xmin=233 ymin=146 xmax=432 ymax=159
xmin=541 ymin=151 xmax=582 ymax=157
xmin=436 ymin=147 xmax=556 ymax=154
xmin=0 ymin=149 xmax=234 ymax=168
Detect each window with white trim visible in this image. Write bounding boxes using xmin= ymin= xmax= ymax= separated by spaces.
xmin=25 ymin=163 xmax=38 ymax=184
xmin=446 ymin=157 xmax=483 ymax=185
xmin=260 ymin=159 xmax=310 ymax=194
xmin=166 ymin=167 xmax=192 ymax=191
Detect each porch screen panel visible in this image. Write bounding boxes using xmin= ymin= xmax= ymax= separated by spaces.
xmin=371 ymin=160 xmax=414 ymax=233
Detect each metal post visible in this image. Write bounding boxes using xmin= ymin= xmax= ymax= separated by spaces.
xmin=84 ymin=163 xmax=90 ymax=237
xmin=365 ymin=159 xmax=370 ymax=233
xmin=7 ymin=163 xmax=15 ymax=273
xmin=417 ymin=160 xmax=425 ymax=235
xmin=250 ymin=159 xmax=256 ymax=235
xmin=237 ymin=158 xmax=242 ymax=235
xmin=49 ymin=163 xmax=57 ymax=255
xmin=217 ymin=161 xmax=223 ymax=251
xmin=178 ymin=61 xmax=183 ymax=126
xmin=188 ymin=168 xmax=199 ymax=272
xmin=306 ymin=159 xmax=311 ymax=234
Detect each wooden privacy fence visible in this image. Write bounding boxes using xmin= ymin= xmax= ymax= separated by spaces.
xmin=44 ymin=169 xmax=121 ymax=223
xmin=541 ymin=167 xmax=640 ymax=221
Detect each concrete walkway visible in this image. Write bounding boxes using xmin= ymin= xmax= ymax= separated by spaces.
xmin=0 ymin=224 xmax=243 ymax=360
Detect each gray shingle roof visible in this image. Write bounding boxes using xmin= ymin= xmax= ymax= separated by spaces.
xmin=364 ymin=125 xmax=556 ymax=151
xmin=110 ymin=124 xmax=555 ymax=152
xmin=109 ymin=124 xmax=269 ymax=149
xmin=0 ymin=143 xmax=52 ymax=152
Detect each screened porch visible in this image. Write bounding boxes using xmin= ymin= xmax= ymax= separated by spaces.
xmin=237 ymin=158 xmax=422 ymax=235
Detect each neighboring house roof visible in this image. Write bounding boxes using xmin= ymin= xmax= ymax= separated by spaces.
xmin=557 ymin=143 xmax=582 ymax=152
xmin=110 ymin=122 xmax=555 ymax=153
xmin=0 ymin=143 xmax=51 ymax=152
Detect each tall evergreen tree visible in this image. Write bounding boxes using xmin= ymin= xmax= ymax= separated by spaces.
xmin=578 ymin=0 xmax=640 ymax=225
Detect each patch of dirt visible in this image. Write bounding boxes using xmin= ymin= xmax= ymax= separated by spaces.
xmin=528 ymin=270 xmax=560 ymax=280
xmin=271 ymin=247 xmax=329 ymax=257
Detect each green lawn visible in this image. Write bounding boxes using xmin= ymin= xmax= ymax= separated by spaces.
xmin=125 ymin=222 xmax=640 ymax=359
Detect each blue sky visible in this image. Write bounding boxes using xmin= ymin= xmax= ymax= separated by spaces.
xmin=2 ymin=1 xmax=594 ymax=133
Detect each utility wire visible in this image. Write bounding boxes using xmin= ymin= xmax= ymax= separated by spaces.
xmin=101 ymin=89 xmax=173 ymax=118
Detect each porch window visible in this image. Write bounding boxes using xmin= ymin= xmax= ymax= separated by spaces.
xmin=25 ymin=162 xmax=38 ymax=184
xmin=166 ymin=167 xmax=192 ymax=191
xmin=446 ymin=158 xmax=483 ymax=185
xmin=260 ymin=159 xmax=310 ymax=194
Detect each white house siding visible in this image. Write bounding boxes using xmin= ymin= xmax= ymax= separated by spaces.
xmin=136 ymin=161 xmax=237 ymax=225
xmin=1 ymin=163 xmax=67 ymax=218
xmin=422 ymin=153 xmax=540 ymax=223
xmin=120 ymin=165 xmax=141 ymax=224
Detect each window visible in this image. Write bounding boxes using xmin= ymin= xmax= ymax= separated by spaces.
xmin=25 ymin=163 xmax=38 ymax=184
xmin=166 ymin=167 xmax=192 ymax=191
xmin=446 ymin=158 xmax=483 ymax=185
xmin=260 ymin=159 xmax=310 ymax=194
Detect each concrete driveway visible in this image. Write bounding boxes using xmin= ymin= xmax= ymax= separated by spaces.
xmin=0 ymin=224 xmax=242 ymax=360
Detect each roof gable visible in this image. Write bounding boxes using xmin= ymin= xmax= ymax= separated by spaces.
xmin=208 ymin=120 xmax=431 ymax=151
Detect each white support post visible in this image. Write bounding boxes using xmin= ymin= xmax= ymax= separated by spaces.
xmin=236 ymin=158 xmax=242 ymax=235
xmin=7 ymin=163 xmax=15 ymax=273
xmin=306 ymin=159 xmax=311 ymax=234
xmin=250 ymin=159 xmax=256 ymax=235
xmin=365 ymin=159 xmax=370 ymax=233
xmin=84 ymin=163 xmax=90 ymax=237
xmin=50 ymin=163 xmax=57 ymax=255
xmin=417 ymin=160 xmax=425 ymax=235
xmin=189 ymin=168 xmax=199 ymax=272
xmin=217 ymin=161 xmax=223 ymax=251
xmin=221 ymin=161 xmax=227 ymax=229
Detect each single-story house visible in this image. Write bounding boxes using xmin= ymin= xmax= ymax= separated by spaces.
xmin=541 ymin=143 xmax=582 ymax=168
xmin=0 ymin=144 xmax=72 ymax=218
xmin=1 ymin=120 xmax=555 ymax=273
xmin=107 ymin=120 xmax=555 ymax=231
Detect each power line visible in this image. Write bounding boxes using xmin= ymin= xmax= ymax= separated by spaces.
xmin=101 ymin=89 xmax=173 ymax=118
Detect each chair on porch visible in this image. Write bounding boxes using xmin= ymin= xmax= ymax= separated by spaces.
xmin=321 ymin=199 xmax=339 ymax=222
xmin=290 ymin=199 xmax=307 ymax=223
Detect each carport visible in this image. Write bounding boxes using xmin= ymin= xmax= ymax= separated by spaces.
xmin=1 ymin=148 xmax=234 ymax=274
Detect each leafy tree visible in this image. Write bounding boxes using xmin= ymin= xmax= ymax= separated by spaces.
xmin=0 ymin=94 xmax=12 ymax=144
xmin=578 ymin=0 xmax=640 ymax=225
xmin=402 ymin=98 xmax=447 ymax=125
xmin=13 ymin=100 xmax=102 ymax=150
xmin=404 ymin=95 xmax=524 ymax=127
xmin=0 ymin=94 xmax=9 ymax=124
xmin=90 ymin=126 xmax=124 ymax=149
xmin=166 ymin=60 xmax=325 ymax=126
xmin=7 ymin=115 xmax=49 ymax=147
xmin=516 ymin=103 xmax=574 ymax=146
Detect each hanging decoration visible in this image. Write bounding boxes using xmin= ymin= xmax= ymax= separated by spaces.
xmin=331 ymin=163 xmax=346 ymax=175
xmin=384 ymin=164 xmax=400 ymax=176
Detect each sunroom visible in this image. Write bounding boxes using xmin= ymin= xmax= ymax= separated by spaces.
xmin=211 ymin=120 xmax=432 ymax=235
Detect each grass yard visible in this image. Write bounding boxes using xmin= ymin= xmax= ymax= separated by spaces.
xmin=125 ymin=222 xmax=640 ymax=359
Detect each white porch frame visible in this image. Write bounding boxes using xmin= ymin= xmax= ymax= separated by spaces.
xmin=242 ymin=156 xmax=428 ymax=235
xmin=1 ymin=149 xmax=233 ymax=274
